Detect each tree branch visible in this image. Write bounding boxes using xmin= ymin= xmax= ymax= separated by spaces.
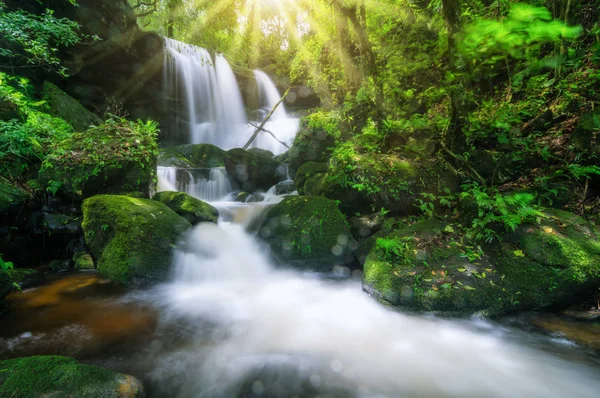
xmin=248 ymin=122 xmax=290 ymax=149
xmin=243 ymin=88 xmax=290 ymax=150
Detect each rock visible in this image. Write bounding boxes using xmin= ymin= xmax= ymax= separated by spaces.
xmin=225 ymin=148 xmax=284 ymax=192
xmin=73 ymin=251 xmax=95 ymax=269
xmin=82 ymin=195 xmax=191 ymax=285
xmin=287 ymin=115 xmax=336 ymax=177
xmin=275 ymin=180 xmax=296 ymax=195
xmin=349 ymin=213 xmax=386 ymax=241
xmin=0 ymin=181 xmax=28 ymax=214
xmin=363 ymin=209 xmax=600 ymax=316
xmin=49 ymin=260 xmax=72 ymax=272
xmin=0 ymin=355 xmax=144 ymax=398
xmin=158 ymin=143 xmax=228 ymax=168
xmin=40 ymin=118 xmax=158 ymax=199
xmin=247 ymin=147 xmax=275 ymax=158
xmin=294 ymin=162 xmax=328 ymax=195
xmin=0 ymin=96 xmax=21 ymax=121
xmin=235 ymin=192 xmax=251 ymax=202
xmin=39 ymin=213 xmax=82 ymax=235
xmin=152 ymin=191 xmax=218 ymax=224
xmin=7 ymin=268 xmax=42 ymax=289
xmin=258 ymin=196 xmax=357 ymax=271
xmin=42 ymin=81 xmax=102 ymax=131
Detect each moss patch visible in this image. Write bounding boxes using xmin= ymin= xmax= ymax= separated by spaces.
xmin=363 ymin=209 xmax=600 ymax=316
xmin=294 ymin=162 xmax=328 ymax=195
xmin=82 ymin=195 xmax=191 ymax=285
xmin=0 ymin=355 xmax=143 ymax=398
xmin=42 ymin=81 xmax=102 ymax=132
xmin=152 ymin=191 xmax=218 ymax=224
xmin=158 ymin=143 xmax=228 ymax=168
xmin=0 ymin=180 xmax=28 ymax=213
xmin=40 ymin=118 xmax=158 ymax=199
xmin=259 ymin=196 xmax=356 ymax=270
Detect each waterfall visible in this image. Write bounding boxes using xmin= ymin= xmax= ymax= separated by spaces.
xmin=163 ymin=38 xmax=248 ymax=148
xmin=157 ymin=166 xmax=232 ymax=202
xmin=162 ymin=38 xmax=298 ymax=155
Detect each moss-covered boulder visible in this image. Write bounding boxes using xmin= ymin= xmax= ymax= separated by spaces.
xmin=0 ymin=356 xmax=144 ymax=398
xmin=158 ymin=143 xmax=228 ymax=168
xmin=287 ymin=114 xmax=337 ymax=176
xmin=225 ymin=148 xmax=283 ymax=191
xmin=42 ymin=81 xmax=102 ymax=132
xmin=40 ymin=118 xmax=158 ymax=199
xmin=363 ymin=210 xmax=600 ymax=316
xmin=0 ymin=181 xmax=28 ymax=214
xmin=152 ymin=191 xmax=218 ymax=224
xmin=82 ymin=195 xmax=191 ymax=285
xmin=258 ymin=196 xmax=357 ymax=271
xmin=73 ymin=251 xmax=95 ymax=269
xmin=323 ymin=145 xmax=459 ymax=216
xmin=294 ymin=162 xmax=328 ymax=196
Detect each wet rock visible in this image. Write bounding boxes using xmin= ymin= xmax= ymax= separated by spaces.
xmin=235 ymin=192 xmax=252 ymax=202
xmin=294 ymin=162 xmax=328 ymax=196
xmin=82 ymin=195 xmax=191 ymax=285
xmin=158 ymin=143 xmax=228 ymax=168
xmin=7 ymin=268 xmax=42 ymax=289
xmin=0 ymin=356 xmax=144 ymax=397
xmin=73 ymin=251 xmax=95 ymax=269
xmin=349 ymin=213 xmax=385 ymax=241
xmin=259 ymin=196 xmax=357 ymax=271
xmin=225 ymin=148 xmax=283 ymax=192
xmin=152 ymin=191 xmax=218 ymax=224
xmin=35 ymin=213 xmax=82 ymax=235
xmin=49 ymin=260 xmax=72 ymax=272
xmin=275 ymin=180 xmax=296 ymax=195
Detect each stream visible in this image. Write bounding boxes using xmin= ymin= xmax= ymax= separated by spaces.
xmin=2 ymin=199 xmax=600 ymax=398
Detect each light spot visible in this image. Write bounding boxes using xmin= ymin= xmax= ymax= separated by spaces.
xmin=252 ymin=380 xmax=264 ymax=394
xmin=337 ymin=235 xmax=348 ymax=246
xmin=331 ymin=245 xmax=343 ymax=256
xmin=309 ymin=374 xmax=321 ymax=388
xmin=330 ymin=359 xmax=343 ymax=373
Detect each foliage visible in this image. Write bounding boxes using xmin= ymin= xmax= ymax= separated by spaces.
xmin=0 ymin=3 xmax=82 ymax=76
xmin=0 ymin=254 xmax=13 ymax=271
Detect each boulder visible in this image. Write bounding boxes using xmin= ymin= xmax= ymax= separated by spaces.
xmin=258 ymin=196 xmax=357 ymax=271
xmin=152 ymin=191 xmax=218 ymax=224
xmin=0 ymin=356 xmax=144 ymax=398
xmin=0 ymin=181 xmax=28 ymax=214
xmin=348 ymin=213 xmax=386 ymax=241
xmin=158 ymin=143 xmax=228 ymax=168
xmin=73 ymin=251 xmax=95 ymax=269
xmin=82 ymin=195 xmax=191 ymax=285
xmin=225 ymin=148 xmax=284 ymax=192
xmin=42 ymin=81 xmax=102 ymax=132
xmin=294 ymin=162 xmax=328 ymax=195
xmin=287 ymin=115 xmax=337 ymax=176
xmin=363 ymin=209 xmax=600 ymax=316
xmin=40 ymin=118 xmax=158 ymax=199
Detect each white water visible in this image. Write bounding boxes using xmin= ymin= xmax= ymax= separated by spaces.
xmin=144 ymin=217 xmax=600 ymax=397
xmin=157 ymin=166 xmax=233 ymax=202
xmin=163 ymin=38 xmax=298 ymax=155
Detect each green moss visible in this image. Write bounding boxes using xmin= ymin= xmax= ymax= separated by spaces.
xmin=0 ymin=356 xmax=143 ymax=398
xmin=73 ymin=251 xmax=95 ymax=269
xmin=42 ymin=81 xmax=102 ymax=132
xmin=82 ymin=195 xmax=191 ymax=285
xmin=259 ymin=196 xmax=356 ymax=270
xmin=40 ymin=118 xmax=158 ymax=198
xmin=294 ymin=162 xmax=328 ymax=195
xmin=158 ymin=143 xmax=228 ymax=168
xmin=363 ymin=209 xmax=600 ymax=316
xmin=0 ymin=181 xmax=28 ymax=213
xmin=152 ymin=191 xmax=218 ymax=224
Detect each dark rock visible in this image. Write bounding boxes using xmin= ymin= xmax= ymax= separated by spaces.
xmin=349 ymin=213 xmax=386 ymax=241
xmin=42 ymin=81 xmax=102 ymax=131
xmin=225 ymin=148 xmax=283 ymax=192
xmin=294 ymin=162 xmax=328 ymax=195
xmin=275 ymin=180 xmax=296 ymax=195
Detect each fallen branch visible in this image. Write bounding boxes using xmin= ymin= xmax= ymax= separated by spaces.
xmin=243 ymin=88 xmax=290 ymax=150
xmin=439 ymin=140 xmax=487 ymax=187
xmin=248 ymin=122 xmax=290 ymax=149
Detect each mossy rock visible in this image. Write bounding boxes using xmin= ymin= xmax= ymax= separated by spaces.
xmin=258 ymin=196 xmax=357 ymax=271
xmin=0 ymin=96 xmax=21 ymax=121
xmin=7 ymin=268 xmax=42 ymax=289
xmin=0 ymin=356 xmax=144 ymax=398
xmin=73 ymin=251 xmax=95 ymax=269
xmin=287 ymin=117 xmax=336 ymax=177
xmin=247 ymin=147 xmax=274 ymax=158
xmin=294 ymin=162 xmax=328 ymax=195
xmin=363 ymin=209 xmax=600 ymax=316
xmin=152 ymin=191 xmax=218 ymax=224
xmin=158 ymin=143 xmax=228 ymax=168
xmin=82 ymin=195 xmax=191 ymax=285
xmin=42 ymin=81 xmax=102 ymax=132
xmin=40 ymin=119 xmax=157 ymax=199
xmin=225 ymin=148 xmax=283 ymax=192
xmin=0 ymin=181 xmax=28 ymax=214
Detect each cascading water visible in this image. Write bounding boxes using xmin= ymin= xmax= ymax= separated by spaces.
xmin=249 ymin=70 xmax=299 ymax=155
xmin=163 ymin=38 xmax=298 ymax=155
xmin=141 ymin=219 xmax=600 ymax=398
xmin=163 ymin=38 xmax=248 ymax=148
xmin=157 ymin=166 xmax=233 ymax=202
